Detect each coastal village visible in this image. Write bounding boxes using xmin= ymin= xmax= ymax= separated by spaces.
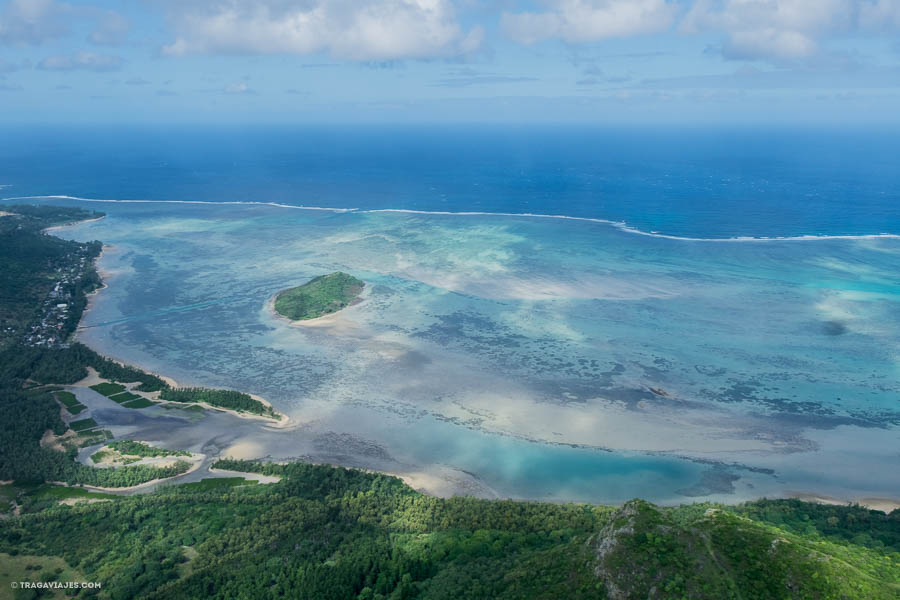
xmin=20 ymin=244 xmax=97 ymax=349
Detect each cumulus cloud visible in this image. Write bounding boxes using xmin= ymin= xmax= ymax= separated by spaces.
xmin=501 ymin=0 xmax=678 ymax=44
xmin=161 ymin=0 xmax=484 ymax=61
xmin=500 ymin=1 xmax=900 ymax=62
xmin=37 ymin=51 xmax=123 ymax=71
xmin=0 ymin=0 xmax=69 ymax=44
xmin=681 ymin=0 xmax=899 ymax=61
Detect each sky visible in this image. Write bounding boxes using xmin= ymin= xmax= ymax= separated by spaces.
xmin=1 ymin=0 xmax=899 ymax=124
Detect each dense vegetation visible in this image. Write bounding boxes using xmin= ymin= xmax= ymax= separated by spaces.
xmin=0 ymin=206 xmax=191 ymax=490
xmin=274 ymin=271 xmax=364 ymax=320
xmin=1 ymin=460 xmax=897 ymax=600
xmin=54 ymin=390 xmax=86 ymax=414
xmin=0 ymin=376 xmax=190 ymax=488
xmin=90 ymin=382 xmax=126 ymax=396
xmin=2 ymin=205 xmax=898 ymax=599
xmin=1 ymin=341 xmax=168 ymax=391
xmin=0 ymin=205 xmax=102 ymax=351
xmin=159 ymin=386 xmax=277 ymax=418
xmin=106 ymin=440 xmax=190 ymax=458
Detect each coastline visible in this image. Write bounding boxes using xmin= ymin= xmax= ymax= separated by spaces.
xmin=81 ymin=243 xmax=111 ymax=320
xmin=46 ymin=216 xmax=290 ymax=427
xmin=789 ymin=493 xmax=900 ymax=514
xmin=42 ymin=214 xmax=106 ymax=234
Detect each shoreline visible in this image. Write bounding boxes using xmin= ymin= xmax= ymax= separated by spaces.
xmin=789 ymin=493 xmax=900 ymax=514
xmin=44 ymin=217 xmax=291 ymax=427
xmin=42 ymin=214 xmax=106 ymax=234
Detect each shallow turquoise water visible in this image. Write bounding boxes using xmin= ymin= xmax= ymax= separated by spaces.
xmin=27 ymin=197 xmax=898 ymax=504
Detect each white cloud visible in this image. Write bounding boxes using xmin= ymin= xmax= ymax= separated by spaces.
xmin=723 ymin=28 xmax=818 ymax=59
xmin=0 ymin=0 xmax=68 ymax=44
xmin=37 ymin=51 xmax=123 ymax=71
xmin=500 ymin=1 xmax=900 ymax=62
xmin=501 ymin=0 xmax=679 ymax=44
xmin=161 ymin=0 xmax=483 ymax=60
xmin=681 ymin=0 xmax=899 ymax=61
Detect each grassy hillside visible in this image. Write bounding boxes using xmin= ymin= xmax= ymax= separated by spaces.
xmin=274 ymin=271 xmax=364 ymax=320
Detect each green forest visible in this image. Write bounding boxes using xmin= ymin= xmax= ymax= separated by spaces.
xmin=1 ymin=205 xmax=898 ymax=599
xmin=2 ymin=461 xmax=898 ymax=600
xmin=159 ymin=387 xmax=277 ymax=418
xmin=105 ymin=441 xmax=190 ymax=459
xmin=274 ymin=271 xmax=365 ymax=320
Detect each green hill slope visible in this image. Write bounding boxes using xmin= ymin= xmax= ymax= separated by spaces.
xmin=2 ymin=461 xmax=898 ymax=600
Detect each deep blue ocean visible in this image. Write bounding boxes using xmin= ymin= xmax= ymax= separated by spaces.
xmin=3 ymin=126 xmax=899 ymax=504
xmin=2 ymin=125 xmax=899 ymax=238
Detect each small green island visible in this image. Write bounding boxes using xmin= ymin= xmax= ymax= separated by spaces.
xmin=274 ymin=271 xmax=364 ymax=321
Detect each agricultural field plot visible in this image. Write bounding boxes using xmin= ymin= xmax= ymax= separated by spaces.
xmin=54 ymin=391 xmax=87 ymax=415
xmin=89 ymin=382 xmax=126 ymax=396
xmin=69 ymin=418 xmax=98 ymax=432
xmin=108 ymin=391 xmax=141 ymax=404
xmin=122 ymin=397 xmax=155 ymax=409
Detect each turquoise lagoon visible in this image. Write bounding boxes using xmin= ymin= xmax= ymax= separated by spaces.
xmin=27 ymin=197 xmax=900 ymax=505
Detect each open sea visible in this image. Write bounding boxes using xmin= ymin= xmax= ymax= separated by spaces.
xmin=2 ymin=125 xmax=899 ymax=504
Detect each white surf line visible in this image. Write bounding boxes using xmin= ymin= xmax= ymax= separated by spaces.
xmin=4 ymin=194 xmax=899 ymax=243
xmin=0 ymin=195 xmax=356 ymax=213
xmin=363 ymin=208 xmax=900 ymax=243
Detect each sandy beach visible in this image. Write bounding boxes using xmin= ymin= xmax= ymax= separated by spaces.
xmin=790 ymin=493 xmax=900 ymax=514
xmin=42 ymin=214 xmax=106 ymax=234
